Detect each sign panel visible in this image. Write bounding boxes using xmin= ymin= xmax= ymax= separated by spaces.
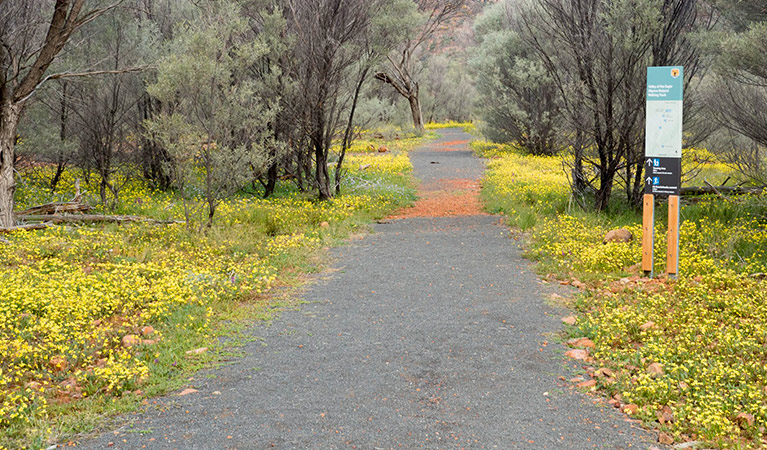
xmin=645 ymin=157 xmax=681 ymax=196
xmin=645 ymin=66 xmax=683 ymax=196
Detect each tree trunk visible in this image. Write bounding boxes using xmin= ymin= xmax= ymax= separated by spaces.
xmin=0 ymin=102 xmax=20 ymax=228
xmin=264 ymin=160 xmax=278 ymax=198
xmin=315 ymin=143 xmax=332 ymax=200
xmin=408 ymin=93 xmax=424 ymax=132
xmin=336 ymin=69 xmax=368 ymax=195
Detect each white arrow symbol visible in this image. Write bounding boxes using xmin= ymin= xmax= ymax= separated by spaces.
xmin=646 ymin=177 xmax=653 ymax=185
xmin=646 ymin=159 xmax=653 ymax=166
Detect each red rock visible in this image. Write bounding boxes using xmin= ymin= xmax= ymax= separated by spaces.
xmin=178 ymin=388 xmax=198 ymax=396
xmin=320 ymin=221 xmax=330 ymax=228
xmin=564 ymin=349 xmax=589 ymax=360
xmin=567 ymin=337 xmax=595 ymax=349
xmin=49 ymin=356 xmax=68 ymax=372
xmin=736 ymin=412 xmax=755 ymax=428
xmin=122 ymin=334 xmax=140 ymax=347
xmin=658 ymin=432 xmax=674 ymax=444
xmin=140 ymin=326 xmax=155 ymax=336
xmin=608 ymin=399 xmax=620 ymax=408
xmin=640 ymin=321 xmax=657 ymax=331
xmin=561 ymin=316 xmax=577 ymax=326
xmin=647 ymin=363 xmax=664 ymax=377
xmin=622 ymin=404 xmax=639 ymax=415
xmin=141 ymin=339 xmax=157 ymax=345
xmin=594 ymin=368 xmax=614 ymax=378
xmin=571 ymin=280 xmax=586 ymax=289
xmin=185 ymin=347 xmax=208 ymax=356
xmin=577 ymin=379 xmax=597 ymax=389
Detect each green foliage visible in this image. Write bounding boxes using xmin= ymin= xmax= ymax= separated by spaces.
xmin=471 ymin=1 xmax=559 ymax=155
xmin=146 ymin=0 xmax=281 ymax=225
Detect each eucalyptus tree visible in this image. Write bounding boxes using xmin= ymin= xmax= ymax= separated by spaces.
xmin=282 ymin=0 xmax=403 ymax=200
xmin=0 ymin=0 xmax=128 ymax=227
xmin=145 ymin=0 xmax=279 ymax=227
xmin=704 ymin=0 xmax=767 ymax=182
xmin=516 ymin=0 xmax=703 ymax=210
xmin=471 ymin=1 xmax=559 ymax=154
xmin=375 ymin=0 xmax=466 ymax=132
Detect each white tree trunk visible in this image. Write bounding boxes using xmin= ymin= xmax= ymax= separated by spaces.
xmin=0 ymin=102 xmax=19 ymax=228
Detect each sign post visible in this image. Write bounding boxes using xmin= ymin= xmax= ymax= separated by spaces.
xmin=643 ymin=66 xmax=683 ymax=278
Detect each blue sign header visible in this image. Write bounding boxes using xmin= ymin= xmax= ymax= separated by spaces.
xmin=646 ymin=66 xmax=683 ymax=101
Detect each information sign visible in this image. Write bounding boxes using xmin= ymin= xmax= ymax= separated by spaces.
xmin=645 ymin=66 xmax=683 ymax=196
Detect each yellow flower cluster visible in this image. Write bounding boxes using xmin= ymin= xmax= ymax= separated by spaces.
xmin=345 ymin=153 xmax=412 ymax=176
xmin=424 ymin=121 xmax=476 ymax=133
xmin=4 ymin=135 xmax=418 ymax=447
xmin=480 ymin=139 xmax=767 ymax=447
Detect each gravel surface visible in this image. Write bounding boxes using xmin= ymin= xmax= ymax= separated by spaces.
xmin=79 ymin=129 xmax=660 ymax=449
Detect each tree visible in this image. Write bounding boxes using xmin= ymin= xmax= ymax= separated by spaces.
xmin=146 ymin=0 xmax=279 ymax=227
xmin=375 ymin=0 xmax=465 ymax=132
xmin=471 ymin=1 xmax=559 ymax=154
xmin=704 ymin=1 xmax=767 ymax=182
xmin=516 ymin=0 xmax=703 ymax=210
xmin=0 ymin=0 xmax=125 ymax=227
xmin=283 ymin=0 xmax=390 ymax=200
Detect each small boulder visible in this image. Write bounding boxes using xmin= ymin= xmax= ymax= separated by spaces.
xmin=49 ymin=356 xmax=68 ymax=372
xmin=178 ymin=388 xmax=198 ymax=396
xmin=561 ymin=316 xmax=577 ymax=326
xmin=647 ymin=362 xmax=665 ymax=377
xmin=735 ymin=412 xmax=755 ymax=428
xmin=639 ymin=321 xmax=657 ymax=331
xmin=566 ymin=337 xmax=595 ymax=349
xmin=658 ymin=432 xmax=674 ymax=445
xmin=186 ymin=347 xmax=208 ymax=356
xmin=140 ymin=326 xmax=155 ymax=336
xmin=622 ymin=403 xmax=639 ymax=415
xmin=122 ymin=334 xmax=140 ymax=347
xmin=604 ymin=228 xmax=633 ymax=244
xmin=319 ymin=221 xmax=330 ymax=228
xmin=564 ymin=349 xmax=589 ymax=361
xmin=577 ymin=379 xmax=597 ymax=389
xmin=377 ymin=145 xmax=389 ymax=153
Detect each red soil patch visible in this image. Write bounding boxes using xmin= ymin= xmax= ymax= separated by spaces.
xmin=389 ymin=177 xmax=488 ymax=219
xmin=438 ymin=140 xmax=470 ymax=147
xmin=433 ymin=139 xmax=470 ymax=152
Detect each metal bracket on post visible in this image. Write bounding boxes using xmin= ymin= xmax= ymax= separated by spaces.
xmin=642 ymin=193 xmax=655 ymax=278
xmin=667 ymin=194 xmax=680 ymax=279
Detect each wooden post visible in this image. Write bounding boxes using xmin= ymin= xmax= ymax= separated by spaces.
xmin=667 ymin=194 xmax=680 ymax=278
xmin=642 ymin=194 xmax=655 ymax=277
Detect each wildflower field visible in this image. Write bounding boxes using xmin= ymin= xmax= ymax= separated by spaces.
xmin=0 ymin=133 xmax=423 ymax=449
xmin=477 ymin=141 xmax=767 ymax=448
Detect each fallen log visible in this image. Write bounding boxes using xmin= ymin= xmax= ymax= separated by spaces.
xmin=0 ymin=223 xmax=53 ymax=234
xmin=18 ymin=214 xmax=183 ymax=225
xmin=17 ymin=201 xmax=91 ymax=216
xmin=680 ymin=185 xmax=767 ymax=196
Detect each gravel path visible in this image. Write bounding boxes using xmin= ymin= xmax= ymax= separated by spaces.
xmin=80 ymin=129 xmax=659 ymax=449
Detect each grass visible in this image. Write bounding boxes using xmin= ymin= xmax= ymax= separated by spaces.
xmin=1 ymin=131 xmax=425 ymax=449
xmin=477 ymin=139 xmax=767 ymax=448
